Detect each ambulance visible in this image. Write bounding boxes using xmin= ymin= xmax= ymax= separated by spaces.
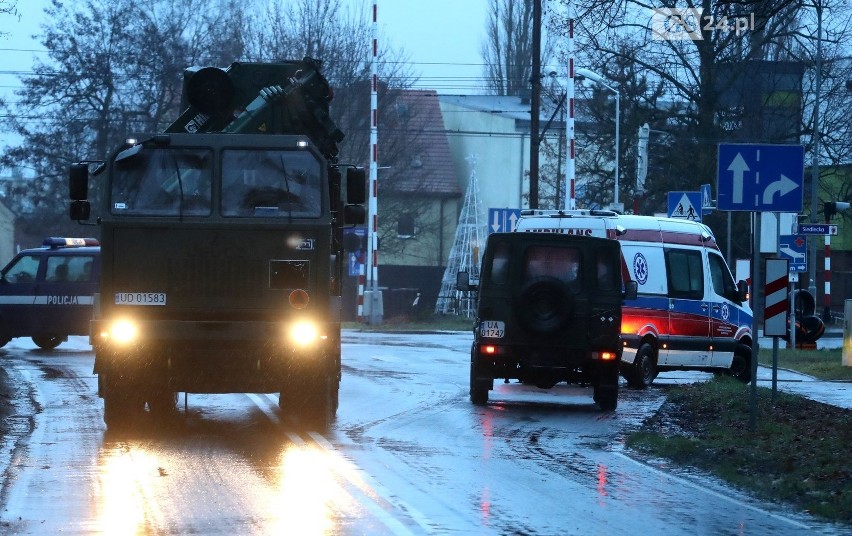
xmin=514 ymin=209 xmax=753 ymax=387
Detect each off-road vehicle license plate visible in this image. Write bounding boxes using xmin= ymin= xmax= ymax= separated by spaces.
xmin=480 ymin=320 xmax=505 ymax=338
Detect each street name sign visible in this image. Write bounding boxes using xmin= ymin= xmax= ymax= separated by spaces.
xmin=717 ymin=143 xmax=804 ymax=212
xmin=796 ymin=224 xmax=838 ymax=236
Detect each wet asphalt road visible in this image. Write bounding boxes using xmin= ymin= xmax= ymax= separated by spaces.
xmin=0 ymin=332 xmax=846 ymax=534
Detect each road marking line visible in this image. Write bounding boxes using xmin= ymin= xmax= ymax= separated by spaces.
xmin=613 ymin=451 xmax=811 ymax=529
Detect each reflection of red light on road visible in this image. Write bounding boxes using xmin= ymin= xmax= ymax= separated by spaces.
xmin=597 ymin=464 xmax=608 ymax=502
xmin=480 ymin=487 xmax=491 ymax=524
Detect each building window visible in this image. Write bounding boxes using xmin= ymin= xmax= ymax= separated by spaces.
xmin=398 ymin=214 xmax=416 ymax=239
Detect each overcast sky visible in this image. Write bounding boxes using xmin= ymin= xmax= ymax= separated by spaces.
xmin=0 ymin=0 xmax=489 ymax=151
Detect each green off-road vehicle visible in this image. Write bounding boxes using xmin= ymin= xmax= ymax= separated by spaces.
xmin=458 ymin=232 xmax=636 ymax=411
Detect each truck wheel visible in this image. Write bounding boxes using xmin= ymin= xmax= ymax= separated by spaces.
xmin=730 ymin=343 xmax=752 ymax=384
xmin=32 ymin=335 xmax=63 ymax=350
xmin=593 ymin=383 xmax=618 ymax=411
xmin=283 ymin=371 xmax=337 ymax=430
xmin=469 ymin=346 xmax=492 ymax=405
xmin=627 ymin=343 xmax=657 ymax=389
xmin=0 ymin=336 xmax=9 ymax=348
xmin=147 ymin=389 xmax=178 ymax=417
xmin=102 ymin=376 xmax=144 ymax=428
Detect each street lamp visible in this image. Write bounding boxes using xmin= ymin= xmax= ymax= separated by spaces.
xmin=576 ymin=68 xmax=621 ymax=210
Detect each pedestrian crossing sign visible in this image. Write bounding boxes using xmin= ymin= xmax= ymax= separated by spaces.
xmin=667 ymin=191 xmax=702 ymax=222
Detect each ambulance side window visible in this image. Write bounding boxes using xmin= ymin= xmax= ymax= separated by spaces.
xmin=665 ymin=249 xmax=703 ymax=300
xmin=708 ymin=253 xmax=739 ymax=303
xmin=3 ymin=255 xmax=40 ymax=283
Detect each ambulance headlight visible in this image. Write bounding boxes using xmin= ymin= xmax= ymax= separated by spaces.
xmin=105 ymin=319 xmax=139 ymax=345
xmin=289 ymin=321 xmax=319 ymax=347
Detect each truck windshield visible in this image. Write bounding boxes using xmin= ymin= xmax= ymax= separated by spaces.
xmin=221 ymin=149 xmax=322 ymax=218
xmin=110 ymin=147 xmax=212 ymax=216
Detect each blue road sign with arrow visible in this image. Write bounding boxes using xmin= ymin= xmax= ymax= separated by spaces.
xmin=488 ymin=208 xmax=521 ymax=233
xmin=717 ymin=143 xmax=804 ymax=212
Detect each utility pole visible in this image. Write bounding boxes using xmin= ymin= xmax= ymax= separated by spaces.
xmin=529 ymin=0 xmax=541 ymax=209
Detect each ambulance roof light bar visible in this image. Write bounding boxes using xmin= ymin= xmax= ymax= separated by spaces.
xmin=42 ymin=237 xmax=100 ymax=248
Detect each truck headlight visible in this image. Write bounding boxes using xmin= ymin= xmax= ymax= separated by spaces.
xmin=107 ymin=319 xmax=139 ymax=345
xmin=289 ymin=321 xmax=319 ymax=347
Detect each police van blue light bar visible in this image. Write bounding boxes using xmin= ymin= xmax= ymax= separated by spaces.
xmin=42 ymin=237 xmax=100 ymax=248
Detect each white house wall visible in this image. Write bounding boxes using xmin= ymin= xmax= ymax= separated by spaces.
xmin=439 ymin=100 xmax=530 ymax=215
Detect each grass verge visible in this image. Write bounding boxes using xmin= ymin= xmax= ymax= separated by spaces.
xmin=758 ymin=347 xmax=852 ymax=381
xmin=626 ymin=376 xmax=852 ymax=524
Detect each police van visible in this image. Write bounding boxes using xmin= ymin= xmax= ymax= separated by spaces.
xmin=0 ymin=237 xmax=100 ymax=349
xmin=515 ymin=210 xmax=753 ymax=387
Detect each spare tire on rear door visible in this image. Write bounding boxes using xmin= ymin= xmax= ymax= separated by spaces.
xmin=515 ymin=276 xmax=574 ymax=334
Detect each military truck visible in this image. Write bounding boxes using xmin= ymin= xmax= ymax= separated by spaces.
xmin=458 ymin=232 xmax=637 ymax=411
xmin=68 ymin=58 xmax=365 ymax=429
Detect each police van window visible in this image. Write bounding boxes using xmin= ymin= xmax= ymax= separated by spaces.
xmin=524 ymin=246 xmax=581 ymax=291
xmin=596 ymin=247 xmax=618 ymax=291
xmin=488 ymin=241 xmax=511 ymax=285
xmin=46 ymin=256 xmax=95 ymax=283
xmin=708 ymin=252 xmax=738 ymax=302
xmin=665 ymin=249 xmax=704 ymax=300
xmin=221 ymin=150 xmax=322 ymax=218
xmin=3 ymin=255 xmax=40 ymax=283
xmin=111 ymin=147 xmax=212 ymax=216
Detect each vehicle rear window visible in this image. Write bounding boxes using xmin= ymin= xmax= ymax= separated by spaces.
xmin=487 ymin=241 xmax=511 ymax=285
xmin=523 ymin=246 xmax=581 ymax=289
xmin=596 ymin=247 xmax=619 ymax=291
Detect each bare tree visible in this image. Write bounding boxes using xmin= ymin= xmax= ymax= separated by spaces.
xmin=0 ymin=0 xmax=248 ymax=237
xmin=482 ymin=0 xmax=556 ymax=96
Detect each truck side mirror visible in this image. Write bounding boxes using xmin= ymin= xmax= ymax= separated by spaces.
xmin=346 ymin=167 xmax=367 ymax=205
xmin=343 ymin=204 xmax=366 ymax=226
xmin=70 ymin=200 xmax=91 ymax=221
xmin=69 ymin=163 xmax=89 ymax=201
xmin=624 ymin=280 xmax=638 ymax=301
xmin=457 ymin=270 xmax=478 ymax=292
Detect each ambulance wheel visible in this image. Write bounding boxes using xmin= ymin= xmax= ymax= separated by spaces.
xmin=32 ymin=335 xmax=63 ymax=350
xmin=627 ymin=343 xmax=657 ymax=389
xmin=730 ymin=343 xmax=752 ymax=384
xmin=516 ymin=276 xmax=574 ymax=334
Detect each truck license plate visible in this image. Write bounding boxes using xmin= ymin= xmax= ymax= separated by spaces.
xmin=480 ymin=320 xmax=505 ymax=338
xmin=115 ymin=292 xmax=167 ymax=306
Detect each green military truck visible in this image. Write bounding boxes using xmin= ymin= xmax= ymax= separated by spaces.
xmin=69 ymin=58 xmax=365 ymax=429
xmin=458 ymin=232 xmax=636 ymax=411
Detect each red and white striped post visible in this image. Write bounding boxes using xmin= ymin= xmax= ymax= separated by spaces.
xmin=364 ymin=0 xmax=380 ymax=323
xmin=356 ymin=263 xmax=365 ymax=323
xmin=564 ymin=1 xmax=576 ymax=210
xmin=824 ymin=214 xmax=831 ymax=322
xmin=765 ymin=258 xmax=789 ymax=398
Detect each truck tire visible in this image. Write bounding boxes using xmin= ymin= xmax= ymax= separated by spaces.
xmin=593 ymin=363 xmax=619 ymax=411
xmin=626 ymin=343 xmax=657 ymax=389
xmin=102 ymin=375 xmax=144 ymax=428
xmin=281 ymin=370 xmax=337 ymax=431
xmin=32 ymin=335 xmax=63 ymax=350
xmin=469 ymin=348 xmax=491 ymax=405
xmin=147 ymin=389 xmax=178 ymax=417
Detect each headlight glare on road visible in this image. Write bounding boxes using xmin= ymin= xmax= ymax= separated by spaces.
xmin=289 ymin=321 xmax=319 ymax=347
xmin=108 ymin=319 xmax=139 ymax=345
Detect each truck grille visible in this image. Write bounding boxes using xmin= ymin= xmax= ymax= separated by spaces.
xmin=167 ymin=255 xmax=265 ymax=300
